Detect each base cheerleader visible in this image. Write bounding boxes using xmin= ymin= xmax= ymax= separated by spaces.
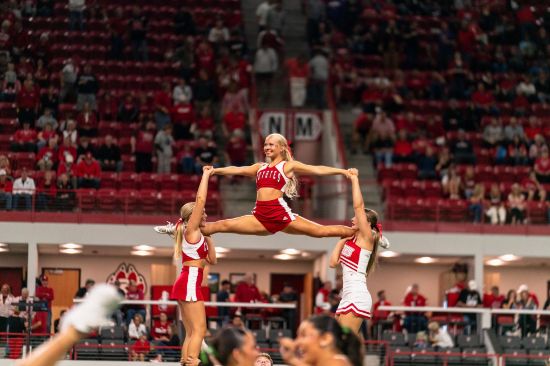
xmin=330 ymin=168 xmax=385 ymax=334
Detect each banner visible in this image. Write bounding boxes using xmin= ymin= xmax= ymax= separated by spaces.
xmin=258 ymin=110 xmax=323 ymax=141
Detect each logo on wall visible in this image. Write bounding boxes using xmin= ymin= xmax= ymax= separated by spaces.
xmin=259 ymin=111 xmax=322 ymax=141
xmin=106 ymin=263 xmax=147 ymax=294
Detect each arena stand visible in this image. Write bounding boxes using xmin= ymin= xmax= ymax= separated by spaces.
xmin=320 ymin=0 xmax=550 ymax=226
xmin=0 ymin=0 xmax=252 ymax=218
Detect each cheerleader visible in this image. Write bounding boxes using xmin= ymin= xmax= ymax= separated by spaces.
xmin=171 ymin=165 xmax=218 ymax=366
xmin=329 ymin=168 xmax=384 ymax=334
xmin=156 ymin=133 xmax=356 ymax=238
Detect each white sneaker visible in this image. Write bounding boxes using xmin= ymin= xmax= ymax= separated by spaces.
xmin=379 ymin=236 xmax=391 ymax=249
xmin=61 ymin=284 xmax=123 ymax=334
xmin=154 ymin=221 xmax=176 ymax=236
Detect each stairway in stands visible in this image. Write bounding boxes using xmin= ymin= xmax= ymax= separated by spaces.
xmin=338 ymin=110 xmax=385 ymax=218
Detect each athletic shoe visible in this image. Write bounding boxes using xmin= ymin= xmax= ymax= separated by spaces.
xmin=154 ymin=221 xmax=176 ymax=236
xmin=379 ymin=236 xmax=391 ymax=249
xmin=60 ymin=284 xmax=123 ymax=334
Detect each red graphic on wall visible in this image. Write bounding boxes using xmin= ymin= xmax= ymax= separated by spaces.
xmin=106 ymin=263 xmax=147 ymax=294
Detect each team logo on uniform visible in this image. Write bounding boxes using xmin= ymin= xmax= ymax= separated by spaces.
xmin=106 ymin=263 xmax=147 ymax=294
xmin=341 ymin=245 xmax=355 ymax=258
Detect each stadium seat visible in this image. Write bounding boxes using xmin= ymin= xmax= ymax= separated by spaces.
xmin=504 ymin=349 xmax=528 ymax=366
xmin=499 ymin=336 xmax=521 ymax=349
xmin=99 ymin=326 xmax=125 ymax=340
xmin=522 ymin=336 xmax=546 ymax=350
xmin=75 ymin=339 xmax=100 ymax=360
xmin=97 ymin=189 xmax=119 ymax=212
xmin=383 ymin=331 xmax=407 ymax=346
xmin=457 ymin=335 xmax=482 ymax=348
xmin=78 ymin=189 xmax=97 ymax=212
xmin=528 ymin=349 xmax=550 ymax=366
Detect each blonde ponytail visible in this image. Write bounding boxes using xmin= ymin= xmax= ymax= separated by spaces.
xmin=267 ymin=133 xmax=299 ymax=200
xmin=173 ymin=202 xmax=195 ymax=260
xmin=365 ymin=209 xmax=381 ymax=276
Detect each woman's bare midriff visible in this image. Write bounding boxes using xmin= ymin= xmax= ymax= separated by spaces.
xmin=256 ymin=187 xmax=284 ymax=201
xmin=182 ymin=259 xmax=205 ymax=268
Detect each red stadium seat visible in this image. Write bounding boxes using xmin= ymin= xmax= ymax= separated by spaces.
xmin=139 ymin=173 xmax=159 ymax=190
xmin=139 ymin=189 xmax=159 ymax=213
xmin=78 ymin=189 xmax=97 ymax=212
xmin=99 ymin=172 xmax=118 ymax=189
xmin=119 ymin=172 xmax=139 ymax=190
xmin=119 ymin=189 xmax=140 ymax=212
xmin=527 ymin=201 xmax=547 ymax=224
xmin=97 ymin=188 xmax=119 ymax=211
xmin=160 ymin=174 xmax=180 ymax=191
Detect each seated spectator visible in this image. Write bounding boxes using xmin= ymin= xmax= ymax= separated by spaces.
xmin=76 ymin=102 xmax=98 ymax=137
xmin=529 ymin=134 xmax=548 ymax=162
xmin=486 ymin=183 xmax=506 ymax=225
xmin=174 ymin=5 xmax=195 ymax=36
xmin=518 ymin=289 xmax=537 ymax=337
xmin=508 ymin=183 xmax=526 ymax=225
xmin=171 ymin=98 xmax=194 ymax=141
xmin=17 ymin=79 xmax=40 ymax=127
xmin=56 ymin=173 xmax=76 ymax=211
xmin=504 ymin=117 xmax=525 ymax=143
xmin=0 ymin=169 xmax=13 ymax=210
xmin=36 ymin=170 xmax=56 ymax=211
xmin=471 ymin=82 xmax=494 ymax=112
xmin=483 ymin=286 xmax=505 ymax=309
xmin=371 ymin=290 xmax=392 ymax=338
xmin=0 ymin=155 xmax=11 ymax=176
xmin=435 ymin=147 xmax=452 ymax=178
xmin=58 ymin=137 xmax=77 ymax=166
xmin=393 ymin=129 xmax=413 ymax=163
xmin=193 ymin=69 xmax=216 ymax=110
xmin=68 ymin=0 xmax=85 ymax=31
xmin=40 ymin=86 xmax=60 ymax=117
xmin=125 ymin=280 xmax=146 ymax=324
xmin=230 ymin=314 xmax=247 ymax=331
xmin=208 ymin=19 xmax=230 ymax=46
xmin=2 ymin=62 xmax=20 ymax=102
xmin=12 ymin=169 xmax=35 ymax=211
xmin=194 ymin=137 xmax=220 ymax=174
xmin=483 ymin=118 xmax=504 ymax=148
xmin=131 ymin=334 xmax=150 ymax=362
xmin=469 ymin=184 xmax=485 ymax=224
xmin=76 ymin=136 xmax=94 ymax=160
xmin=442 ymin=165 xmax=461 ymax=199
xmin=525 ymin=117 xmax=543 ymax=142
xmin=75 ymin=279 xmax=95 ymax=299
xmin=370 ymin=109 xmax=396 ymax=167
xmin=507 ymin=135 xmax=529 ymax=166
xmin=151 ymin=312 xmax=171 ymax=359
xmin=521 ymin=170 xmax=547 ymax=202
xmin=443 ymin=99 xmax=463 ymax=131
xmin=131 ymin=121 xmax=156 ymax=173
xmin=191 ymin=106 xmax=215 ymax=140
xmin=172 ymin=78 xmax=193 ymax=105
xmin=36 ymin=138 xmax=58 ymax=171
xmin=98 ymin=91 xmax=117 ymax=121
xmin=451 ymin=129 xmax=476 ymax=165
xmin=128 ymin=313 xmax=148 ymax=341
xmin=11 ymin=121 xmax=37 ymax=152
xmin=36 ymin=108 xmax=58 ymax=131
xmin=154 ymin=82 xmax=172 ymax=130
xmin=57 ymin=154 xmax=77 ymax=188
xmin=463 ymin=166 xmax=476 ymax=199
xmin=96 ymin=135 xmax=122 ymax=172
xmin=428 ymin=322 xmax=454 ymax=349
xmin=534 ymin=149 xmax=550 ymax=183
xmin=117 ymin=94 xmax=139 ymax=122
xmin=351 ymin=112 xmax=371 ymax=155
xmin=155 ymin=124 xmax=175 ymax=174
xmin=222 ymin=104 xmax=246 ymax=138
xmin=225 ymin=130 xmax=248 ymax=168
xmin=76 ymin=152 xmax=101 ymax=189
xmin=76 ymin=64 xmax=99 ymax=110
xmin=36 ymin=122 xmax=57 ymax=150
xmin=403 ymin=284 xmax=428 ymax=333
xmin=221 ymin=81 xmax=249 ymax=115
xmin=62 ymin=119 xmax=78 ymax=145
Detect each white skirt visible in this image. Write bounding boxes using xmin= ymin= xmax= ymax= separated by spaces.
xmin=335 ymin=273 xmax=372 ymax=319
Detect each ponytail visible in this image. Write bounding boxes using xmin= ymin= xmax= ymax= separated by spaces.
xmin=308 ymin=315 xmax=364 ymax=366
xmin=173 ymin=203 xmax=195 ymax=260
xmin=365 ymin=209 xmax=381 ymax=276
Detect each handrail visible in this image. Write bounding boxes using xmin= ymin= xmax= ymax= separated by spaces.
xmin=73 ymin=299 xmax=296 ymax=309
xmin=379 ymin=305 xmax=550 ymax=316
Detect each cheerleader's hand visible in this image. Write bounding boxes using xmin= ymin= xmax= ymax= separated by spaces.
xmin=348 ymin=168 xmax=359 ymax=177
xmin=203 ymin=165 xmax=214 ymax=176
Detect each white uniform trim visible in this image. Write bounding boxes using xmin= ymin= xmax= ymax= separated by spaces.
xmin=185 ymin=267 xmax=199 ymax=302
xmin=181 ymin=232 xmax=205 ymax=260
xmin=278 ymin=198 xmax=296 ymax=221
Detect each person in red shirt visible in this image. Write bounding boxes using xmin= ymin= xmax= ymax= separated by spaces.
xmin=371 ymin=290 xmax=392 ymax=337
xmin=314 ymin=281 xmax=332 ymax=314
xmin=125 ymin=280 xmax=146 ymax=324
xmin=483 ymin=286 xmax=505 ymax=308
xmin=535 ymin=150 xmax=550 ymax=183
xmin=76 ymin=102 xmax=98 ymax=137
xmin=286 ymin=56 xmax=309 ymax=107
xmin=154 ymin=82 xmax=173 ymax=130
xmin=35 ymin=275 xmax=54 ymax=334
xmin=234 ymin=274 xmax=262 ymax=315
xmin=352 ymin=112 xmax=371 ymax=154
xmin=222 ymin=104 xmax=246 ymax=138
xmin=16 ymin=79 xmax=40 ymax=127
xmin=57 ymin=137 xmax=77 ymax=165
xmin=225 ymin=129 xmax=248 ymax=168
xmin=471 ymin=83 xmax=494 ymax=110
xmin=0 ymin=169 xmax=13 ymax=210
xmin=37 ymin=122 xmax=58 ymax=151
xmin=524 ymin=116 xmax=542 ymax=141
xmin=191 ymin=106 xmax=215 ymax=140
xmin=36 ymin=138 xmax=58 ymax=171
xmin=151 ymin=311 xmax=171 ymax=359
xmin=403 ymin=284 xmax=428 ymax=333
xmin=12 ymin=121 xmax=37 ymax=152
xmin=36 ymin=170 xmax=57 ymax=211
xmin=131 ymin=120 xmax=156 ymax=173
xmin=130 ymin=334 xmax=150 ymax=361
xmin=171 ymin=100 xmax=194 ymax=140
xmin=76 ymin=152 xmax=101 ymax=189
